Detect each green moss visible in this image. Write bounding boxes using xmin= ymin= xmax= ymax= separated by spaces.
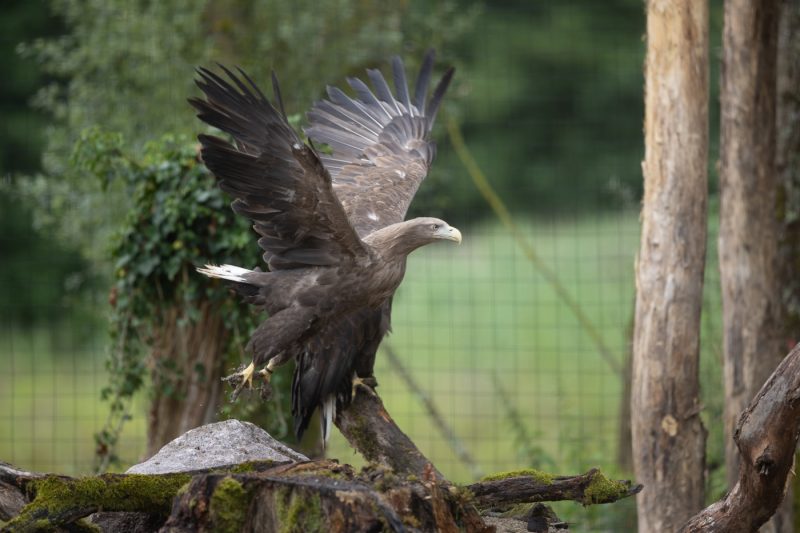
xmin=452 ymin=485 xmax=477 ymax=508
xmin=73 ymin=518 xmax=103 ymax=532
xmin=175 ymin=481 xmax=191 ymax=497
xmin=480 ymin=468 xmax=555 ymax=484
xmin=209 ymin=477 xmax=252 ymax=533
xmin=5 ymin=473 xmax=190 ymax=531
xmin=274 ymin=487 xmax=323 ymax=533
xmin=289 ymin=467 xmax=344 ymax=480
xmin=348 ymin=416 xmax=380 ymax=460
xmin=229 ymin=459 xmax=278 ymax=474
xmin=373 ymin=471 xmax=399 ymax=492
xmin=499 ymin=503 xmax=534 ymax=519
xmin=582 ymin=471 xmax=628 ymax=505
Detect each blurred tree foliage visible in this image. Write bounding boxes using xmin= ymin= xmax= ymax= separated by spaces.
xmin=434 ymin=1 xmax=648 ymax=218
xmin=0 ymin=0 xmax=62 ymax=174
xmin=18 ymin=0 xmax=478 ymax=263
xmin=0 ymin=186 xmax=89 ymax=325
xmin=0 ymin=0 xmax=80 ymax=327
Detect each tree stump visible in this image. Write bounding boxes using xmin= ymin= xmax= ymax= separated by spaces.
xmin=0 ymin=386 xmax=641 ymax=532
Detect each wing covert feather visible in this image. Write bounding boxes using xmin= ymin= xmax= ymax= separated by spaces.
xmin=305 ymin=49 xmax=454 ymax=236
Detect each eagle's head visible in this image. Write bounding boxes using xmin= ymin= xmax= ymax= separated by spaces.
xmin=407 ymin=217 xmax=462 ymax=245
xmin=365 ymin=217 xmax=462 ymax=259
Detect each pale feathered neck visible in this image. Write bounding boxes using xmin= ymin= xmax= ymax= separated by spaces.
xmin=363 ymin=220 xmax=428 ymax=259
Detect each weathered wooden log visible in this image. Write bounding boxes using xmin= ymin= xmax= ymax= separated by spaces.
xmin=1 ymin=376 xmax=641 ymax=531
xmin=0 ymin=458 xmax=639 ymax=532
xmin=335 ymin=385 xmax=446 ymax=482
xmin=681 ymin=342 xmax=800 ymax=532
xmin=468 ymin=467 xmax=642 ymax=509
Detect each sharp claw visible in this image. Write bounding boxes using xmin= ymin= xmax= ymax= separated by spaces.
xmin=222 ymin=361 xmax=255 ymax=401
xmin=351 ymin=375 xmax=378 ymax=400
xmin=258 ymin=365 xmax=274 ymax=400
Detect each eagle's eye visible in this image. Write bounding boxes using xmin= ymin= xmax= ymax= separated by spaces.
xmin=431 ymin=223 xmax=440 ymax=231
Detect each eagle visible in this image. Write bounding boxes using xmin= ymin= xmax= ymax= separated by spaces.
xmin=189 ymin=50 xmax=458 ymax=441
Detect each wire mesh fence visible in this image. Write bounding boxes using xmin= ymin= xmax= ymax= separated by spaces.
xmin=1 ymin=218 xmax=731 ymax=533
xmin=0 ymin=209 xmax=727 ymax=524
xmin=0 ymin=3 xmax=733 ymax=529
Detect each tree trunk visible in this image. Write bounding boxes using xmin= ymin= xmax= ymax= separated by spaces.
xmin=147 ymin=300 xmax=228 ymax=456
xmin=777 ymin=0 xmax=800 ymax=528
xmin=719 ymin=3 xmax=787 ymax=531
xmin=632 ymin=2 xmax=709 ymax=531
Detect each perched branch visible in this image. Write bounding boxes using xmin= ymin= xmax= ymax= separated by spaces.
xmin=682 ymin=343 xmax=800 ymax=532
xmin=468 ymin=467 xmax=642 ymax=509
xmin=335 ymin=385 xmax=446 ymax=482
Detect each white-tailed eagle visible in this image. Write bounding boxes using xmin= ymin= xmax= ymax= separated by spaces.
xmin=189 ymin=50 xmax=457 ymax=441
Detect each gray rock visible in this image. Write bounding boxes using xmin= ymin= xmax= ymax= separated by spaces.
xmin=126 ymin=419 xmax=307 ymax=474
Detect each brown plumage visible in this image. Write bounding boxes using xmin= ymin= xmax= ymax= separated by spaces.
xmin=189 ymin=51 xmax=457 ymax=441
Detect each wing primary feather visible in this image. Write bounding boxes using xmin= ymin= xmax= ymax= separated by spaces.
xmin=414 ymin=49 xmax=435 ymax=111
xmin=218 ymin=64 xmax=258 ymax=102
xmin=270 ymin=70 xmax=288 ymax=120
xmin=367 ymin=68 xmax=401 ymax=116
xmin=426 ymin=66 xmax=455 ymax=125
xmin=392 ymin=56 xmax=411 ymax=113
xmin=327 ymin=85 xmax=384 ymax=127
xmin=235 ymin=66 xmax=270 ymax=105
xmin=345 ymin=78 xmax=392 ymax=122
xmin=312 ymin=100 xmax=381 ymax=137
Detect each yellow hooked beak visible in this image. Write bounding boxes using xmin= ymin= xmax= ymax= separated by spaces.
xmin=436 ymin=225 xmax=462 ymax=244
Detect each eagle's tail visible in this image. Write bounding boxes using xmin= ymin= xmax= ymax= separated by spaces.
xmin=320 ymin=395 xmax=337 ymax=444
xmin=197 ymin=263 xmax=252 ymax=282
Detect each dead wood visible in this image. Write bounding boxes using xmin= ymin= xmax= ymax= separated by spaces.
xmin=335 ymin=385 xmax=447 ymax=482
xmin=2 ymin=380 xmax=640 ymax=531
xmin=1 ymin=459 xmax=639 ymax=531
xmin=633 ymin=1 xmax=710 ymax=530
xmin=468 ymin=468 xmax=642 ymax=509
xmin=681 ymin=343 xmax=800 ymax=532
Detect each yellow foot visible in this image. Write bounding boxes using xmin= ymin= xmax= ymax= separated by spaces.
xmin=257 ymin=364 xmax=274 ymax=400
xmin=222 ymin=361 xmax=255 ymax=401
xmin=351 ymin=375 xmax=378 ymax=401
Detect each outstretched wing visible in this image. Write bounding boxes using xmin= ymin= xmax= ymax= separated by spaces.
xmin=305 ymin=49 xmax=454 ymax=237
xmin=189 ymin=67 xmax=368 ymax=270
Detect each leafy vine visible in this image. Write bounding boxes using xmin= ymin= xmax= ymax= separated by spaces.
xmin=71 ymin=128 xmax=291 ymax=471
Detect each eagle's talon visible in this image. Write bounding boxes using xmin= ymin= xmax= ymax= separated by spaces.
xmin=222 ymin=361 xmax=255 ymax=402
xmin=351 ymin=375 xmax=378 ymax=400
xmin=257 ymin=364 xmax=275 ymax=400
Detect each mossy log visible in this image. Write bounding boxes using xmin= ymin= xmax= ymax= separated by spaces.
xmin=1 ymin=380 xmax=641 ymax=531
xmin=0 ymin=459 xmax=639 ymax=532
xmin=335 ymin=386 xmax=446 ymax=482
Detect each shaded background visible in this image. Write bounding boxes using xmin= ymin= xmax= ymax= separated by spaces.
xmin=0 ymin=0 xmax=726 ymax=529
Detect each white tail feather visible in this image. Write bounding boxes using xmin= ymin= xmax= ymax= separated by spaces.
xmin=321 ymin=396 xmax=337 ymax=444
xmin=196 ymin=264 xmax=252 ymax=282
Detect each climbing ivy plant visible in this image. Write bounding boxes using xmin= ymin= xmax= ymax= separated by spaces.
xmin=73 ymin=128 xmax=291 ymax=470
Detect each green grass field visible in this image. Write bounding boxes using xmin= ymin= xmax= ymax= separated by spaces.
xmin=0 ymin=210 xmax=726 ymax=529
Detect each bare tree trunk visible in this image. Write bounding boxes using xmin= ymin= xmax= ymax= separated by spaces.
xmin=632 ymin=2 xmax=709 ymax=531
xmin=147 ymin=301 xmax=228 ymax=456
xmin=718 ymin=3 xmax=787 ymax=531
xmin=777 ymin=0 xmax=800 ymax=528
